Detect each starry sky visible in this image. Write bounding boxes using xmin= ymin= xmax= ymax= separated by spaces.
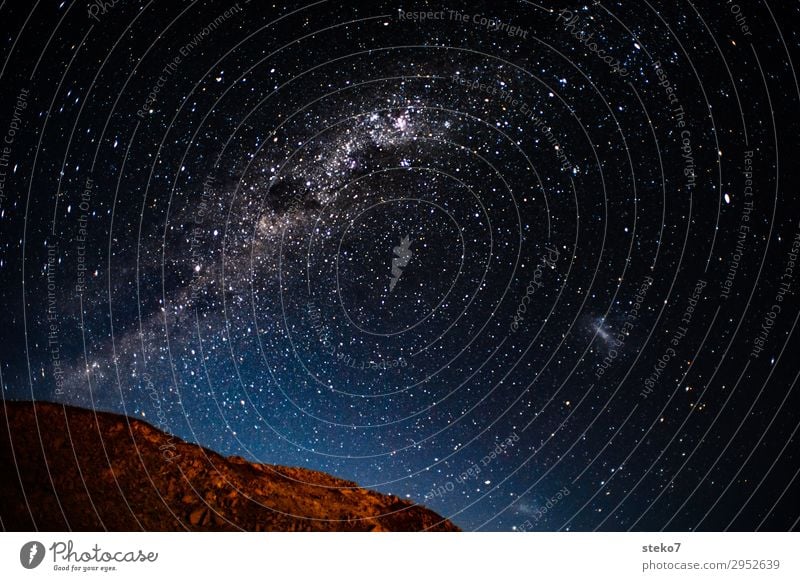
xmin=1 ymin=0 xmax=799 ymax=531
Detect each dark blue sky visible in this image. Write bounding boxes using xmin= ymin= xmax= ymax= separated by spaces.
xmin=1 ymin=0 xmax=799 ymax=531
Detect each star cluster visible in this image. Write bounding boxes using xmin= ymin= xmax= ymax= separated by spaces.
xmin=1 ymin=0 xmax=799 ymax=531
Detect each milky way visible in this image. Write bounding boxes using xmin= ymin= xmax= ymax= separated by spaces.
xmin=1 ymin=0 xmax=799 ymax=531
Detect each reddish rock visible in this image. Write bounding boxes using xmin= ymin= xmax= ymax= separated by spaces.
xmin=0 ymin=400 xmax=459 ymax=532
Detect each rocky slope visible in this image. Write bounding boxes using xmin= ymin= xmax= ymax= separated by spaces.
xmin=0 ymin=400 xmax=458 ymax=532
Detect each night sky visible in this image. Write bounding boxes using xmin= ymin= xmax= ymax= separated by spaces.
xmin=1 ymin=0 xmax=799 ymax=531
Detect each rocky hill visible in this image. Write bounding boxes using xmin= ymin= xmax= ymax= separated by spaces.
xmin=0 ymin=400 xmax=459 ymax=532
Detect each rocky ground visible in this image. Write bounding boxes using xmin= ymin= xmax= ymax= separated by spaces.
xmin=0 ymin=400 xmax=459 ymax=532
